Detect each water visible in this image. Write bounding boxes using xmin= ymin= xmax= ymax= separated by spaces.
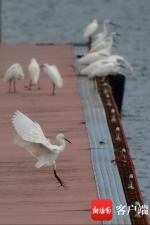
xmin=2 ymin=0 xmax=150 ymax=214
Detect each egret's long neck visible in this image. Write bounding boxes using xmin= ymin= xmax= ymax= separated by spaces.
xmin=58 ymin=139 xmax=66 ymax=153
xmin=102 ymin=22 xmax=107 ymax=40
xmin=107 ymin=34 xmax=114 ymax=54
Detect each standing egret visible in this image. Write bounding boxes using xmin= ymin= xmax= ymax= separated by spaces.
xmin=3 ymin=63 xmax=25 ymax=93
xmin=12 ymin=110 xmax=72 ymax=189
xmin=28 ymin=58 xmax=40 ymax=90
xmin=83 ymin=19 xmax=99 ymax=43
xmin=40 ymin=64 xmax=63 ymax=95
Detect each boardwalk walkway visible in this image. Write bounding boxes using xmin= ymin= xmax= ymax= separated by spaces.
xmin=0 ymin=43 xmax=100 ymax=224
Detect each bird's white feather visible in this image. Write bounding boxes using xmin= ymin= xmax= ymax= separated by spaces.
xmin=43 ymin=64 xmax=63 ymax=87
xmin=13 ymin=135 xmax=58 ymax=168
xmin=28 ymin=58 xmax=40 ymax=84
xmin=12 ymin=110 xmax=51 ymax=148
xmin=3 ymin=63 xmax=24 ymax=83
xmin=83 ymin=19 xmax=99 ymax=38
xmin=89 ymin=62 xmax=121 ymax=78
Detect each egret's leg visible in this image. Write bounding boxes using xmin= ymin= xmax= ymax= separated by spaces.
xmin=9 ymin=80 xmax=11 ymax=93
xmin=52 ymin=83 xmax=55 ymax=95
xmin=38 ymin=80 xmax=41 ymax=90
xmin=28 ymin=80 xmax=32 ymax=90
xmin=53 ymin=163 xmax=69 ymax=189
xmin=13 ymin=80 xmax=16 ymax=93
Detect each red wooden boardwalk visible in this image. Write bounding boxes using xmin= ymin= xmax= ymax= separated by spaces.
xmin=0 ymin=43 xmax=101 ymax=224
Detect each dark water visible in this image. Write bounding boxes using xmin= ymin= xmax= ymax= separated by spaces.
xmin=2 ymin=0 xmax=150 ymax=213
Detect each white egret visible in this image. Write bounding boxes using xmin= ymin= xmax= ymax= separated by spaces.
xmin=3 ymin=63 xmax=25 ymax=93
xmin=79 ymin=32 xmax=119 ymax=65
xmin=40 ymin=64 xmax=63 ymax=95
xmin=12 ymin=110 xmax=72 ymax=189
xmin=89 ymin=37 xmax=108 ymax=53
xmin=104 ymin=55 xmax=133 ymax=73
xmin=81 ymin=58 xmax=107 ymax=75
xmin=90 ymin=31 xmax=117 ymax=53
xmin=89 ymin=62 xmax=122 ymax=78
xmin=83 ymin=19 xmax=99 ymax=40
xmin=93 ymin=19 xmax=115 ymax=43
xmin=78 ymin=50 xmax=107 ymax=65
xmin=81 ymin=54 xmax=133 ymax=75
xmin=28 ymin=58 xmax=40 ymax=90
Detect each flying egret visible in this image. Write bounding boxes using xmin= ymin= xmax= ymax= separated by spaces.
xmin=3 ymin=63 xmax=25 ymax=93
xmin=81 ymin=54 xmax=133 ymax=75
xmin=78 ymin=32 xmax=120 ymax=65
xmin=83 ymin=19 xmax=99 ymax=42
xmin=12 ymin=110 xmax=72 ymax=189
xmin=28 ymin=58 xmax=40 ymax=90
xmin=40 ymin=64 xmax=63 ymax=95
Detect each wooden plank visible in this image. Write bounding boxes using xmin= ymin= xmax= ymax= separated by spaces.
xmin=0 ymin=43 xmax=100 ymax=225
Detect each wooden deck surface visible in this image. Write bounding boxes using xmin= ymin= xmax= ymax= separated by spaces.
xmin=0 ymin=43 xmax=101 ymax=224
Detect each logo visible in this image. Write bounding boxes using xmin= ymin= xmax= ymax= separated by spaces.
xmin=91 ymin=199 xmax=113 ymax=221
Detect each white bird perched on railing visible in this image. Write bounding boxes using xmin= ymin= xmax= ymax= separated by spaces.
xmin=28 ymin=58 xmax=40 ymax=90
xmin=89 ymin=62 xmax=123 ymax=78
xmin=3 ymin=63 xmax=25 ymax=93
xmin=81 ymin=54 xmax=133 ymax=75
xmin=107 ymin=55 xmax=133 ymax=73
xmin=93 ymin=19 xmax=115 ymax=43
xmin=89 ymin=37 xmax=109 ymax=53
xmin=83 ymin=19 xmax=99 ymax=41
xmin=40 ymin=64 xmax=63 ymax=95
xmin=12 ymin=110 xmax=72 ymax=189
xmin=78 ymin=32 xmax=119 ymax=65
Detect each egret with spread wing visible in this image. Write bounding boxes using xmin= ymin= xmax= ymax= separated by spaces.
xmin=12 ymin=110 xmax=72 ymax=189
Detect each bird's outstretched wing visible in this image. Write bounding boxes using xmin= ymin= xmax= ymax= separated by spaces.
xmin=117 ymin=58 xmax=133 ymax=73
xmin=12 ymin=111 xmax=51 ymax=148
xmin=13 ymin=135 xmax=57 ymax=168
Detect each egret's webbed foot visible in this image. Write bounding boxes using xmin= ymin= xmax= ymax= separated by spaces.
xmin=54 ymin=169 xmax=69 ymax=189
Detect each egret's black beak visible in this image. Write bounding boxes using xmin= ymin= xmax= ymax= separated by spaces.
xmin=116 ymin=33 xmax=121 ymax=36
xmin=109 ymin=22 xmax=116 ymax=26
xmin=39 ymin=65 xmax=44 ymax=68
xmin=120 ymin=65 xmax=126 ymax=69
xmin=64 ymin=137 xmax=72 ymax=144
xmin=100 ymin=54 xmax=108 ymax=57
